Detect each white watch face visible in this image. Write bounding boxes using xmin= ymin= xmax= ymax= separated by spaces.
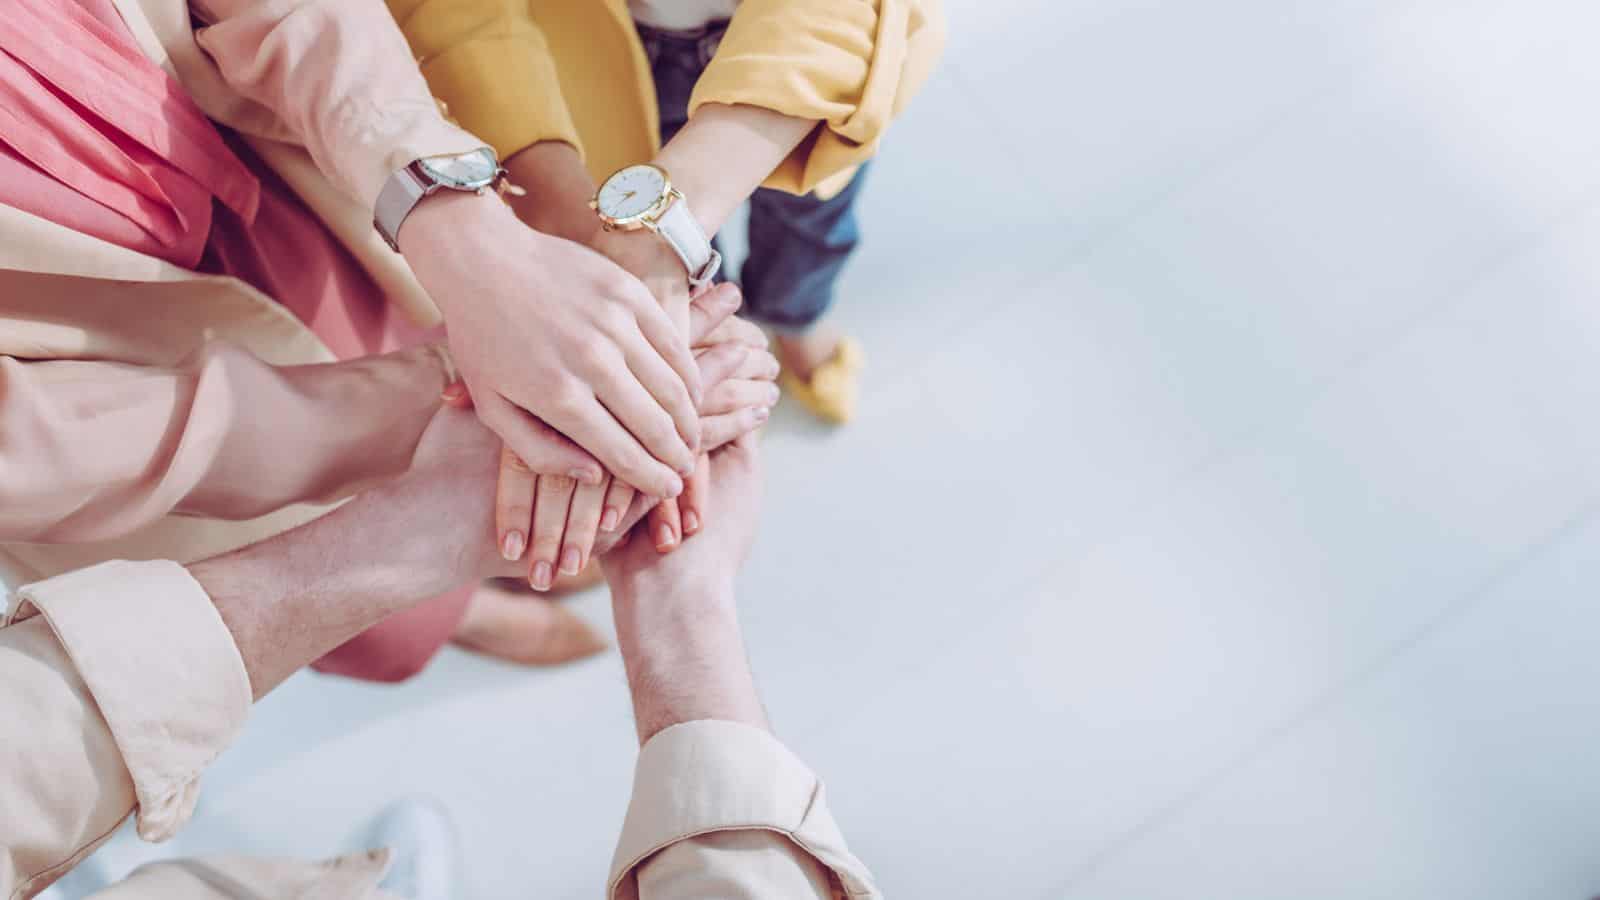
xmin=598 ymin=164 xmax=669 ymax=222
xmin=418 ymin=149 xmax=497 ymax=189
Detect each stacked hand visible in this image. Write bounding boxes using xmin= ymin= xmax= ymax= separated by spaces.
xmin=400 ymin=191 xmax=702 ymax=499
xmin=442 ymin=284 xmax=778 ymax=589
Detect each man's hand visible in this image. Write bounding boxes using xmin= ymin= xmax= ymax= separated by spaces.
xmin=195 ymin=400 xmax=657 ymax=699
xmin=601 ymin=432 xmax=763 ymax=598
xmin=399 ymin=191 xmax=701 ymax=500
xmin=602 ymin=433 xmax=768 ymax=744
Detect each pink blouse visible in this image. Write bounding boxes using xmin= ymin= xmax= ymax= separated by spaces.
xmin=0 ymin=0 xmax=260 ymax=268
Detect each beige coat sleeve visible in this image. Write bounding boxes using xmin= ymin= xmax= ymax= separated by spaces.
xmin=190 ymin=0 xmax=487 ymax=208
xmin=0 ymin=561 xmax=252 ymax=899
xmin=0 ymin=344 xmax=449 ymax=544
xmin=610 ymin=720 xmax=882 ymax=900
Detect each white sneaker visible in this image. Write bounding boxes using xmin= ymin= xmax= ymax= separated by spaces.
xmin=350 ymin=797 xmax=461 ymax=900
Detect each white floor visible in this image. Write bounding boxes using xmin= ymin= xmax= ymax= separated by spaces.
xmin=65 ymin=1 xmax=1600 ymax=897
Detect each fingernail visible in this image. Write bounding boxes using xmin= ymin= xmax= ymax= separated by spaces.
xmin=655 ymin=522 xmax=677 ymax=552
xmin=682 ymin=510 xmax=700 ymax=535
xmin=665 ymin=475 xmax=684 ymax=498
xmin=570 ymin=466 xmax=600 ymax=484
xmin=753 ymin=406 xmax=770 ymax=423
xmin=501 ymin=530 xmax=525 ymax=561
xmin=767 ymin=385 xmax=781 ymax=405
xmin=559 ymin=546 xmax=582 ymax=575
xmin=530 ymin=561 xmax=553 ymax=591
xmin=440 ymin=383 xmax=465 ymax=401
xmin=600 ymin=508 xmax=620 ymax=532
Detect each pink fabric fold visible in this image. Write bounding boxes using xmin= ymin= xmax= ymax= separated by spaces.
xmin=0 ymin=0 xmax=260 ymax=267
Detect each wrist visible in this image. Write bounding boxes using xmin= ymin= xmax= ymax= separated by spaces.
xmin=612 ymin=579 xmax=763 ymax=744
xmin=652 ymin=103 xmax=816 ymax=237
xmin=649 ymin=153 xmax=725 ymax=238
xmin=612 ymin=569 xmax=737 ymax=621
xmin=281 ymin=346 xmax=453 ymax=498
xmin=592 ymin=226 xmax=694 ymax=311
xmin=194 ymin=477 xmax=468 ymax=699
xmin=503 ymin=141 xmax=602 ymax=244
xmin=396 ymin=188 xmax=517 ymax=265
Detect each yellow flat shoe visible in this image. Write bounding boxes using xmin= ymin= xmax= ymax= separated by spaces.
xmin=780 ymin=336 xmax=864 ymax=424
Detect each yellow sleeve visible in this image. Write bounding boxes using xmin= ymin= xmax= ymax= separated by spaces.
xmin=689 ymin=0 xmax=947 ymax=195
xmin=386 ymin=0 xmax=583 ymax=161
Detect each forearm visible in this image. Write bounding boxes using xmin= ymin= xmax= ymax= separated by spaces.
xmin=0 ymin=487 xmax=467 ymax=893
xmin=653 ymin=103 xmax=815 ymax=235
xmin=503 ymin=106 xmax=815 ymax=244
xmin=194 ymin=463 xmax=488 ymax=699
xmin=196 ymin=406 xmax=659 ymax=700
xmin=612 ymin=574 xmax=767 ymax=745
xmin=503 ymin=141 xmax=601 ymax=244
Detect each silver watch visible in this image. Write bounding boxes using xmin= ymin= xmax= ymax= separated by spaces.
xmin=374 ymin=147 xmax=506 ymax=252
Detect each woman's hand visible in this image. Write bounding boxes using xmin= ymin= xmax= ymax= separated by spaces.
xmin=553 ymin=309 xmax=775 ymax=584
xmin=400 ymin=191 xmax=702 ymax=500
xmin=449 ymin=284 xmax=777 ymax=590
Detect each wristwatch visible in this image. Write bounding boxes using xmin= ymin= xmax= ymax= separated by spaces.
xmin=374 ymin=147 xmax=508 ymax=251
xmin=591 ymin=163 xmax=721 ymax=289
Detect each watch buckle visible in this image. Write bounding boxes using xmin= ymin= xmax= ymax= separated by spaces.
xmin=689 ymin=249 xmax=723 ymax=290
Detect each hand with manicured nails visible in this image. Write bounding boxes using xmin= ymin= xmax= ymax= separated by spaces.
xmin=443 ymin=284 xmax=778 ymax=590
xmin=400 ymin=191 xmax=702 ymax=502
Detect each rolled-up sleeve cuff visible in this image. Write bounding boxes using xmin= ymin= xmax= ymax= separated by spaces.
xmin=688 ymin=0 xmax=891 ymax=195
xmin=608 ymin=720 xmax=880 ymax=898
xmin=6 ymin=560 xmax=251 ymax=842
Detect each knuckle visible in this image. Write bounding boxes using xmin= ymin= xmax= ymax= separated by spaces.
xmin=501 ymin=447 xmax=533 ymax=473
xmin=541 ymin=474 xmax=576 ymax=495
xmin=643 ymin=418 xmax=680 ymax=454
xmin=622 ymin=452 xmax=661 ymax=488
xmin=578 ymin=334 xmax=614 ymax=367
xmin=497 ymin=502 xmax=532 ymax=524
xmin=594 ymin=301 xmax=633 ymax=335
xmin=547 ymin=383 xmax=588 ymax=418
xmin=606 ymin=272 xmax=649 ymax=305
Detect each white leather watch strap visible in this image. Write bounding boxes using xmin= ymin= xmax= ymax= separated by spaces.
xmin=655 ymin=193 xmax=721 ymax=288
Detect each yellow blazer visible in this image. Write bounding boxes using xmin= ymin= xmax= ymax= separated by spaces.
xmin=388 ymin=0 xmax=946 ymax=197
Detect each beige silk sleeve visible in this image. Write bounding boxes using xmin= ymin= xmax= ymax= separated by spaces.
xmin=610 ymin=720 xmax=882 ymax=900
xmin=0 ymin=343 xmax=449 ymax=544
xmin=0 ymin=561 xmax=251 ymax=899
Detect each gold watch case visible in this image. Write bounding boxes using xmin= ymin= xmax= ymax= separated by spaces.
xmin=590 ymin=163 xmax=681 ymax=233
